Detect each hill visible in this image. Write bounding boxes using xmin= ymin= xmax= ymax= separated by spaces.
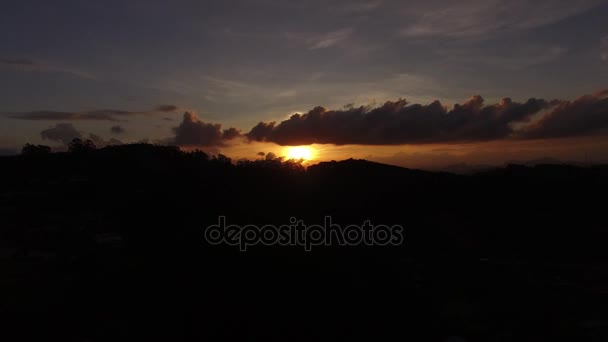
xmin=1 ymin=144 xmax=608 ymax=341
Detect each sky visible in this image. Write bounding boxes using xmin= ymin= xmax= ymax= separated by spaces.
xmin=1 ymin=0 xmax=607 ymax=169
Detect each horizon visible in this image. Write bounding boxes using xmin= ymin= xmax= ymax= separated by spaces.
xmin=1 ymin=0 xmax=608 ymax=169
xmin=8 ymin=138 xmax=605 ymax=173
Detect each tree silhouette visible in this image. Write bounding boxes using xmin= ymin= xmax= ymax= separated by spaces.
xmin=189 ymin=149 xmax=209 ymax=162
xmin=21 ymin=143 xmax=51 ymax=156
xmin=68 ymin=138 xmax=96 ymax=154
xmin=212 ymin=153 xmax=232 ymax=165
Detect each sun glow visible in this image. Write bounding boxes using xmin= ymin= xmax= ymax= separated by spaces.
xmin=284 ymin=146 xmax=314 ymax=161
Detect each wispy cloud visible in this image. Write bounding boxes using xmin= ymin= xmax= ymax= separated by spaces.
xmin=307 ymin=28 xmax=354 ymax=49
xmin=400 ymin=0 xmax=602 ymax=39
xmin=0 ymin=59 xmax=38 ymax=68
xmin=197 ymin=71 xmax=440 ymax=112
xmin=484 ymin=46 xmax=567 ymax=70
xmin=201 ymin=76 xmax=264 ymax=103
xmin=434 ymin=44 xmax=567 ymax=70
xmin=0 ymin=58 xmax=95 ymax=79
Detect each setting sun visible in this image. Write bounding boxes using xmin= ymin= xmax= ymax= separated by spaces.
xmin=284 ymin=146 xmax=314 ymax=161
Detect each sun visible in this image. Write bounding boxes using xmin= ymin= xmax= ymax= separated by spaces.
xmin=284 ymin=146 xmax=314 ymax=161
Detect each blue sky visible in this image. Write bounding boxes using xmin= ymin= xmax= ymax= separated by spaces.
xmin=1 ymin=0 xmax=607 ymax=166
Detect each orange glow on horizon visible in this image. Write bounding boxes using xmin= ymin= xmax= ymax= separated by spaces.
xmin=283 ymin=146 xmax=315 ymax=161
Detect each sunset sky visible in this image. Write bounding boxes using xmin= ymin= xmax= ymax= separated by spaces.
xmin=1 ymin=0 xmax=607 ymax=169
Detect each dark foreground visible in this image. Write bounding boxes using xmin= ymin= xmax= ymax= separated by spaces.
xmin=2 ymin=144 xmax=608 ymax=341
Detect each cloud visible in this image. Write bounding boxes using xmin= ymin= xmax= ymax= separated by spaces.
xmin=307 ymin=28 xmax=354 ymax=49
xmin=247 ymin=95 xmax=549 ymax=145
xmin=14 ymin=110 xmax=136 ymax=121
xmin=0 ymin=58 xmax=39 ymax=68
xmin=0 ymin=57 xmax=94 ymax=79
xmin=194 ymin=71 xmax=438 ymax=117
xmin=156 ymin=104 xmax=179 ymax=112
xmin=520 ymin=90 xmax=608 ymax=139
xmin=222 ymin=127 xmax=242 ymax=140
xmin=434 ymin=45 xmax=567 ymax=71
xmin=111 ymin=125 xmax=126 ymax=134
xmin=400 ymin=0 xmax=602 ymax=39
xmin=40 ymin=123 xmax=122 ymax=147
xmin=7 ymin=105 xmax=179 ymax=121
xmin=41 ymin=123 xmax=83 ymax=144
xmin=171 ymin=112 xmax=242 ymax=147
xmin=247 ymin=121 xmax=278 ymax=142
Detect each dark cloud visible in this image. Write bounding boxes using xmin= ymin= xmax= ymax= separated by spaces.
xmin=11 ymin=109 xmax=142 ymax=121
xmin=111 ymin=125 xmax=126 ymax=134
xmin=0 ymin=57 xmax=94 ymax=78
xmin=520 ymin=90 xmax=608 ymax=139
xmin=247 ymin=121 xmax=277 ymax=142
xmin=172 ymin=112 xmax=242 ymax=147
xmin=0 ymin=58 xmax=39 ymax=68
xmin=247 ymin=96 xmax=549 ymax=145
xmin=9 ymin=105 xmax=181 ymax=122
xmin=41 ymin=123 xmax=82 ymax=144
xmin=157 ymin=105 xmax=179 ymax=112
xmin=222 ymin=127 xmax=241 ymax=140
xmin=21 ymin=90 xmax=608 ymax=149
xmin=40 ymin=123 xmax=122 ymax=147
